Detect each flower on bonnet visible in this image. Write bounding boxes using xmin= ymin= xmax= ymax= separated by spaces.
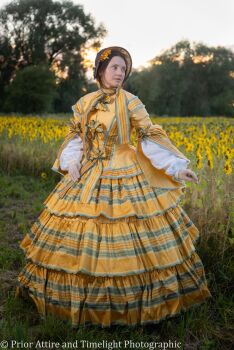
xmin=99 ymin=49 xmax=111 ymax=62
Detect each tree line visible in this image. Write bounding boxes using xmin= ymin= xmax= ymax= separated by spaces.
xmin=0 ymin=0 xmax=233 ymax=116
xmin=125 ymin=41 xmax=234 ymax=117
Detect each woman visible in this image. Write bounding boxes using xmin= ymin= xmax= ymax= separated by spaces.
xmin=16 ymin=46 xmax=212 ymax=328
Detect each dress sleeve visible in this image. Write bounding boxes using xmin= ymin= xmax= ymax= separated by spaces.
xmin=51 ymin=97 xmax=84 ymax=176
xmin=60 ymin=135 xmax=84 ymax=171
xmin=129 ymin=96 xmax=191 ymax=178
xmin=71 ymin=98 xmax=83 ymax=118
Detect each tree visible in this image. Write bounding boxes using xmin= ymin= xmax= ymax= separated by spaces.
xmin=0 ymin=0 xmax=107 ymax=112
xmin=3 ymin=64 xmax=58 ymax=113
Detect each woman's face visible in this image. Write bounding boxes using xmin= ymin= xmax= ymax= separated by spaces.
xmin=99 ymin=56 xmax=126 ymax=88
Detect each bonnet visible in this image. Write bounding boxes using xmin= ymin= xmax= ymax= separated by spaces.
xmin=93 ymin=46 xmax=132 ymax=85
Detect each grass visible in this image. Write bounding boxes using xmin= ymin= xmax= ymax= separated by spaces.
xmin=0 ymin=172 xmax=233 ymax=349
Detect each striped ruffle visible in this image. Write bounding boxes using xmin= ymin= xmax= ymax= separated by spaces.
xmin=16 ymin=250 xmax=211 ymax=327
xmin=43 ymin=164 xmax=186 ymax=219
xmin=18 ymin=205 xmax=200 ymax=275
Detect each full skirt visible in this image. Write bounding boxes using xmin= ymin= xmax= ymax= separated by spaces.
xmin=15 ymin=162 xmax=212 ymax=328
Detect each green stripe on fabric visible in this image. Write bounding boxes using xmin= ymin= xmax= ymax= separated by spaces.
xmin=29 ymin=230 xmax=192 ymax=260
xmin=103 ymin=163 xmax=140 ymax=171
xmin=130 ymin=104 xmax=145 ymax=113
xmin=29 ymin=215 xmax=188 ymax=245
xmin=19 ymin=249 xmax=198 ymax=276
xmin=20 ymin=260 xmax=205 ymax=296
xmin=61 ymin=191 xmax=167 ymax=205
xmin=17 ymin=280 xmax=207 ymax=311
xmin=53 ymin=176 xmax=157 ymax=195
xmin=127 ymin=96 xmax=138 ymax=104
xmin=100 ymin=171 xmax=143 ymax=179
xmin=124 ymin=92 xmax=130 ymax=141
xmin=43 ymin=200 xmax=183 ymax=220
xmin=65 ymin=179 xmax=151 ymax=192
xmin=104 ymin=116 xmax=116 ymax=145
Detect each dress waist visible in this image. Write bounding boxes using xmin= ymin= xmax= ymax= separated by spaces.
xmin=80 ymin=142 xmax=140 ymax=173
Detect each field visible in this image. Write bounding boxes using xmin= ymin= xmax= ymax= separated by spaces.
xmin=0 ymin=115 xmax=233 ymax=349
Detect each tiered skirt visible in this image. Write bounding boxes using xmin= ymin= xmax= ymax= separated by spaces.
xmin=16 ymin=161 xmax=212 ymax=327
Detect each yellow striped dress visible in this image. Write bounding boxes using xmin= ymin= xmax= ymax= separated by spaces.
xmin=15 ymin=91 xmax=212 ymax=328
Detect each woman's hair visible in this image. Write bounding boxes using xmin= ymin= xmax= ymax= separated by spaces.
xmin=96 ymin=50 xmax=128 ymax=84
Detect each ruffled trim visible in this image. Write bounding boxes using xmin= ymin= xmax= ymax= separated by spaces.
xmin=19 ymin=205 xmax=200 ymax=276
xmin=15 ymin=251 xmax=212 ymax=328
xmin=43 ymin=170 xmax=186 ymax=219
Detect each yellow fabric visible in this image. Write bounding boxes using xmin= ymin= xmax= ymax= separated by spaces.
xmin=45 ymin=167 xmax=185 ymax=218
xmin=16 ymin=196 xmax=212 ymax=327
xmin=52 ymin=89 xmax=189 ymax=198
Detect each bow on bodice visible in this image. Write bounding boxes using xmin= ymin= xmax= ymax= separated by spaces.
xmin=85 ymin=119 xmax=107 ymax=160
xmin=58 ymin=96 xmax=118 ymax=203
xmin=92 ymin=94 xmax=115 ymax=112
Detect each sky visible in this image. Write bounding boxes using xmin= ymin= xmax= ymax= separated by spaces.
xmin=77 ymin=0 xmax=234 ymax=68
xmin=0 ymin=0 xmax=233 ymax=68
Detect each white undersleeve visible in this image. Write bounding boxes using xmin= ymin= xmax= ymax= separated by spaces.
xmin=60 ymin=135 xmax=84 ymax=170
xmin=141 ymin=139 xmax=190 ymax=176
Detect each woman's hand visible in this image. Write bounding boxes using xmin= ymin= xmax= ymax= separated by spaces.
xmin=68 ymin=160 xmax=81 ymax=182
xmin=177 ymin=169 xmax=199 ymax=184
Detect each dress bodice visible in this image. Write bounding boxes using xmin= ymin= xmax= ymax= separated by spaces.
xmin=54 ymin=89 xmax=190 ymax=198
xmin=77 ymin=96 xmax=140 ymax=173
xmin=88 ymin=96 xmax=116 ymax=131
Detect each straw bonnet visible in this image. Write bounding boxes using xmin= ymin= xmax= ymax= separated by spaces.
xmin=93 ymin=46 xmax=132 ymax=83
